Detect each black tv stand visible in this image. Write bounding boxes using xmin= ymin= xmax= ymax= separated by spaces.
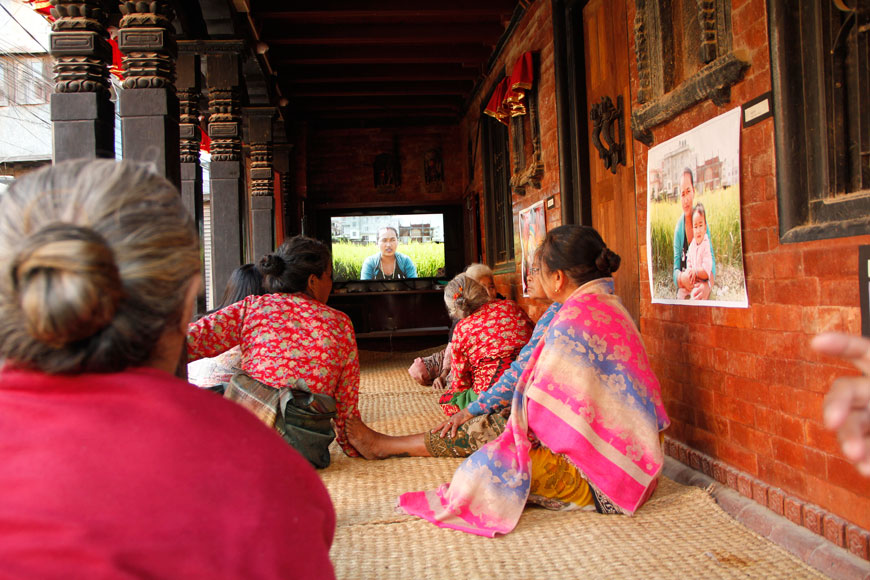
xmin=328 ymin=284 xmax=450 ymax=339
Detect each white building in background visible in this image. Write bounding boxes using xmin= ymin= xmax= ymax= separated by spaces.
xmin=0 ymin=0 xmax=52 ymax=192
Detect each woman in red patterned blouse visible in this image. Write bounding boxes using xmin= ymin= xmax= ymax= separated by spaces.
xmin=437 ymin=274 xmax=534 ymax=415
xmin=187 ymin=236 xmax=361 ymax=457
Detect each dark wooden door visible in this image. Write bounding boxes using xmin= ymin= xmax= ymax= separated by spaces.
xmin=582 ymin=0 xmax=640 ymax=323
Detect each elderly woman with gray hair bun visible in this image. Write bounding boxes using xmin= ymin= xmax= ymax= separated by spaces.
xmin=436 ymin=274 xmax=533 ymax=415
xmin=0 ymin=160 xmax=335 ymax=578
xmin=348 ymin=272 xmax=533 ymax=460
xmin=407 ymin=262 xmax=505 ymax=388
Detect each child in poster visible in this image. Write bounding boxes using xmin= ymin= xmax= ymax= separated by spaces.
xmin=677 ymin=203 xmax=714 ymax=300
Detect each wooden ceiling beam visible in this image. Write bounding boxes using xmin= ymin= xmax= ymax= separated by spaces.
xmin=284 ymin=81 xmax=472 ymax=98
xmin=302 ymin=117 xmax=458 ymax=129
xmin=291 ymin=95 xmax=462 ymax=110
xmin=259 ymin=22 xmax=506 ymax=45
xmin=251 ymin=0 xmax=517 ymax=22
xmin=304 ymin=110 xmax=459 ymax=119
xmin=278 ymin=64 xmax=480 ymax=84
xmin=271 ymin=44 xmax=493 ymax=65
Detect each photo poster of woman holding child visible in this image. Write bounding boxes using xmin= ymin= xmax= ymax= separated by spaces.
xmin=519 ymin=200 xmax=546 ymax=297
xmin=646 ymin=107 xmax=748 ymax=308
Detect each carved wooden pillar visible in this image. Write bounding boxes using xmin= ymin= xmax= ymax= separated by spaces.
xmin=273 ymin=144 xmax=296 ymax=238
xmin=176 ymin=48 xmax=202 ymax=221
xmin=176 ymin=47 xmax=205 ymax=312
xmin=116 ymin=0 xmax=180 ymax=186
xmin=49 ymin=0 xmax=115 ymax=161
xmin=244 ymin=107 xmax=276 ymax=260
xmin=204 ymin=43 xmax=244 ymax=295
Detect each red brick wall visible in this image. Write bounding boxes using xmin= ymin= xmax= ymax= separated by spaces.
xmin=628 ymin=0 xmax=870 ymax=531
xmin=459 ymin=0 xmax=562 ymax=320
xmin=304 ymin=125 xmax=464 ymax=205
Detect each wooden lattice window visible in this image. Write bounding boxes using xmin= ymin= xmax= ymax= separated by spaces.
xmin=769 ymin=0 xmax=870 ymax=241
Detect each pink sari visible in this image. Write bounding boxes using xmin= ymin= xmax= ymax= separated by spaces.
xmin=398 ymin=278 xmax=670 ymax=536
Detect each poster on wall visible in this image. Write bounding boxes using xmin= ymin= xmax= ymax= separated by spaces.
xmin=519 ymin=200 xmax=546 ymax=296
xmin=646 ymin=107 xmax=748 ymax=308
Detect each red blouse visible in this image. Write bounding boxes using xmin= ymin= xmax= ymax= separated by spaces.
xmin=187 ymin=292 xmax=360 ymax=456
xmin=439 ymin=299 xmax=534 ymax=415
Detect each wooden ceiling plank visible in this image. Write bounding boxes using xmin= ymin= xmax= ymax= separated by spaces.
xmin=258 ymin=22 xmax=506 ymax=45
xmin=272 ymin=44 xmax=493 ymax=66
xmin=280 ymin=64 xmax=480 ymax=84
xmin=250 ymin=0 xmax=517 ymax=20
xmin=293 ymin=95 xmax=462 ymax=109
xmin=285 ymin=80 xmax=472 ymax=97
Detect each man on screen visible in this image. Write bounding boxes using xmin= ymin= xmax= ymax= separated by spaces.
xmin=361 ymin=226 xmax=418 ymax=280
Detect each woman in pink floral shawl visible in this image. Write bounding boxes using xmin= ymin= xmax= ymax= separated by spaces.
xmin=398 ymin=225 xmax=670 ymax=536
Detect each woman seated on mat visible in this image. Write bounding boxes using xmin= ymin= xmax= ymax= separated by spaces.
xmin=407 ymin=262 xmax=510 ymax=388
xmin=433 ymin=273 xmax=532 ymax=415
xmin=187 ymin=235 xmax=361 ymax=457
xmin=0 ymin=160 xmax=335 ymax=577
xmin=349 ymin=248 xmax=560 ymax=459
xmin=398 ymin=225 xmax=671 ymax=537
xmin=187 ymin=263 xmax=265 ymax=390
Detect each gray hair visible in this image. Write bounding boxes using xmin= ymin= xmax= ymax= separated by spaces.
xmin=464 ymin=262 xmax=494 ymax=283
xmin=0 ymin=159 xmax=200 ymax=373
xmin=443 ymin=273 xmax=489 ymax=320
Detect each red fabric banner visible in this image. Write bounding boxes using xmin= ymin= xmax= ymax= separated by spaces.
xmin=25 ymin=0 xmax=52 ymax=17
xmin=482 ymin=51 xmax=535 ymax=125
xmin=483 ymin=78 xmax=510 ymax=125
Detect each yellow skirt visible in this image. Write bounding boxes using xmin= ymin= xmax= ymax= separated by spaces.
xmin=527 ymin=446 xmax=594 ymax=510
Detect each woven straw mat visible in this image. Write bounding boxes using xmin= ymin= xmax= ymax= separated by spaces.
xmin=319 ymin=348 xmax=825 ymax=580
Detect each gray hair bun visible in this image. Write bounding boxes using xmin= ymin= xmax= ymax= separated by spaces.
xmin=12 ymin=224 xmax=123 ymax=348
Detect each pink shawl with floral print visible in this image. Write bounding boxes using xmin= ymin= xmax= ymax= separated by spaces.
xmin=398 ymin=278 xmax=670 ymax=536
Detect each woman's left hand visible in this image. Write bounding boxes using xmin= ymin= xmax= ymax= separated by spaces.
xmin=432 ymin=408 xmax=473 ymax=439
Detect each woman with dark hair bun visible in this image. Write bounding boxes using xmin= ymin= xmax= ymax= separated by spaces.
xmin=188 ymin=235 xmax=362 ymax=457
xmin=399 ymin=225 xmax=670 ymax=537
xmin=217 ymin=263 xmax=265 ymax=309
xmin=0 ymin=160 xmax=335 ymax=578
xmin=188 ymin=263 xmax=266 ymax=389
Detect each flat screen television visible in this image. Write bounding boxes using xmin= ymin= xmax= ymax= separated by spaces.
xmin=314 ymin=204 xmax=465 ymax=286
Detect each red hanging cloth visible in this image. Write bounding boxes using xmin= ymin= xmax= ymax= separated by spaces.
xmin=505 ymin=51 xmax=533 ymax=116
xmin=483 ymin=78 xmax=510 ymax=126
xmin=25 ymin=0 xmax=52 ymax=17
xmin=483 ymin=52 xmax=535 ymax=125
xmin=109 ymin=35 xmax=124 ymax=80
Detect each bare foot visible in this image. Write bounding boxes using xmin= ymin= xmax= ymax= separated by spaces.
xmin=346 ymin=416 xmax=391 ymax=460
xmin=346 ymin=416 xmax=429 ymax=459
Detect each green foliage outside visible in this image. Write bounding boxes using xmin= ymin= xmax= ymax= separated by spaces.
xmin=332 ymin=241 xmax=445 ymax=281
xmin=648 ymin=186 xmax=747 ymax=301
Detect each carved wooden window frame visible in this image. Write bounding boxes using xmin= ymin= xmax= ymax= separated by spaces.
xmin=768 ymin=0 xmax=870 ymax=242
xmin=631 ymin=0 xmax=749 ymax=145
xmin=509 ymin=82 xmax=545 ymax=195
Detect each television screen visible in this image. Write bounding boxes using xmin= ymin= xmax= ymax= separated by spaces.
xmin=330 ymin=214 xmax=446 ymax=282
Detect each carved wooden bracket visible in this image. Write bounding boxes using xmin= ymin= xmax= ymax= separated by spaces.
xmin=631 ymin=0 xmax=749 ymax=146
xmin=590 ymin=95 xmax=625 ymax=174
xmin=631 ymin=52 xmax=749 ymax=145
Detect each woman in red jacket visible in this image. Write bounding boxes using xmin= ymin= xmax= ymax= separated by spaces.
xmin=0 ymin=160 xmax=335 ymax=579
